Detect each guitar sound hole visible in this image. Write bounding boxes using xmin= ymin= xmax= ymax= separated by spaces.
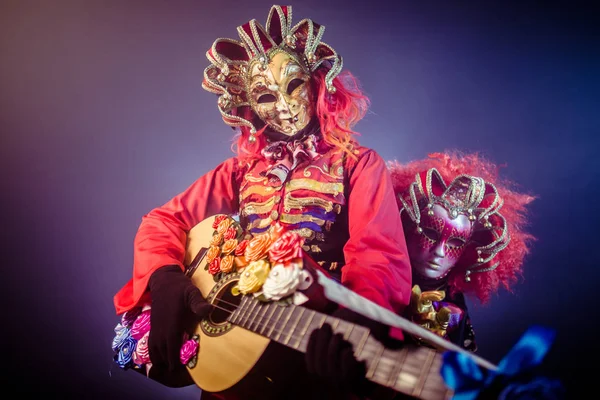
xmin=209 ymin=281 xmax=241 ymax=325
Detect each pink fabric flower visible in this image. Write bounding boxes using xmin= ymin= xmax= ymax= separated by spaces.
xmin=269 ymin=231 xmax=303 ymax=264
xmin=133 ymin=331 xmax=150 ymax=365
xmin=180 ymin=339 xmax=199 ymax=365
xmin=234 ymin=240 xmax=249 ymax=256
xmin=131 ymin=310 xmax=151 ymax=340
xmin=208 ymin=257 xmax=221 ymax=275
xmin=212 ymin=215 xmax=228 ymax=229
xmin=223 ymin=226 xmax=237 ymax=240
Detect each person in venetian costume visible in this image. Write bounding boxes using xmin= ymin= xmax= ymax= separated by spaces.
xmin=112 ymin=5 xmax=411 ymax=400
xmin=388 ymin=152 xmax=536 ymax=352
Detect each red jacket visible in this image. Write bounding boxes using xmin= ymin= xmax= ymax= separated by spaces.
xmin=114 ymin=145 xmax=411 ymax=340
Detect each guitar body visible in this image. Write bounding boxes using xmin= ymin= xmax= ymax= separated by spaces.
xmin=183 ymin=216 xmax=326 ymax=399
xmin=178 ymin=215 xmax=462 ymax=400
xmin=184 ymin=216 xmax=271 ymax=393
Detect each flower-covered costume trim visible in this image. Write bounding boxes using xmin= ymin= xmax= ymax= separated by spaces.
xmin=111 ymin=304 xmax=201 ymax=373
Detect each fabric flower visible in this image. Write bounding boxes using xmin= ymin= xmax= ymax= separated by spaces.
xmin=245 ymin=233 xmax=272 ymax=261
xmin=269 ymin=231 xmax=304 ymax=264
xmin=234 ymin=240 xmax=249 ymax=256
xmin=212 ymin=215 xmax=228 ymax=229
xmin=120 ymin=307 xmax=141 ymax=328
xmin=217 ymin=218 xmax=232 ymax=235
xmin=223 ymin=226 xmax=237 ymax=240
xmin=262 ymin=262 xmax=303 ymax=301
xmin=130 ymin=310 xmax=151 ymax=340
xmin=133 ymin=331 xmax=150 ymax=365
xmin=180 ymin=338 xmax=199 ymax=365
xmin=206 ymin=245 xmax=221 ymax=264
xmin=235 ymin=256 xmax=248 ymax=270
xmin=237 ymin=259 xmax=271 ymax=294
xmin=208 ymin=257 xmax=221 ymax=275
xmin=220 ymin=255 xmax=235 ymax=273
xmin=115 ymin=335 xmax=137 ymax=369
xmin=112 ymin=323 xmax=130 ymax=351
xmin=222 ymin=239 xmax=238 ymax=255
xmin=210 ymin=233 xmax=224 ymax=246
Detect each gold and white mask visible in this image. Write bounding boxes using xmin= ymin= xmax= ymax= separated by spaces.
xmin=248 ymin=50 xmax=314 ymax=136
xmin=201 ymin=5 xmax=343 ymax=138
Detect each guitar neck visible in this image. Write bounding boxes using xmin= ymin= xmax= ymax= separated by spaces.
xmin=228 ymin=296 xmax=452 ymax=400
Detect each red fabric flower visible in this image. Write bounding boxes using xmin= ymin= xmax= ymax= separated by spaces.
xmin=208 ymin=257 xmax=221 ymax=275
xmin=234 ymin=240 xmax=249 ymax=256
xmin=269 ymin=231 xmax=303 ymax=264
xmin=224 ymin=226 xmax=237 ymax=240
xmin=212 ymin=215 xmax=228 ymax=229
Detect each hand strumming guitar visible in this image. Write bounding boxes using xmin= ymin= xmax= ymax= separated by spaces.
xmin=147 ymin=265 xmax=212 ymax=383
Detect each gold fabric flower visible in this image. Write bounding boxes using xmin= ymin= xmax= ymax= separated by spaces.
xmin=236 ymin=259 xmax=271 ymax=294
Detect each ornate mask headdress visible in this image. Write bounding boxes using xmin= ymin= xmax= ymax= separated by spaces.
xmin=201 ymin=5 xmax=343 ymax=141
xmin=398 ymin=168 xmax=510 ymax=282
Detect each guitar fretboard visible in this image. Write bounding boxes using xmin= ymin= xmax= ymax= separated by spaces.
xmin=228 ymin=296 xmax=453 ymax=400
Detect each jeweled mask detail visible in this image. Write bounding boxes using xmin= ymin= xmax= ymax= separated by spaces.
xmin=248 ymin=50 xmax=314 ymax=135
xmin=398 ymin=168 xmax=510 ymax=281
xmin=201 ymin=5 xmax=342 ymax=134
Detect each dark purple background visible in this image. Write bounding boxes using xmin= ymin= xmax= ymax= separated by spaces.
xmin=1 ymin=1 xmax=598 ymax=398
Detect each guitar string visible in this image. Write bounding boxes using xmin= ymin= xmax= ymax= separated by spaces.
xmin=230 ymin=301 xmax=443 ymax=392
xmin=211 ymin=297 xmax=239 ymax=309
xmin=203 ymin=297 xmax=446 ymax=393
xmin=211 ymin=296 xmax=385 ymax=349
xmin=210 ymin=296 xmax=395 ymax=361
xmin=211 ymin=295 xmax=454 ymax=362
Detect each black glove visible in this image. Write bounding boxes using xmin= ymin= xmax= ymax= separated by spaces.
xmin=148 ymin=265 xmax=212 ymax=372
xmin=304 ymin=308 xmax=402 ymax=400
xmin=305 ymin=322 xmax=366 ymax=400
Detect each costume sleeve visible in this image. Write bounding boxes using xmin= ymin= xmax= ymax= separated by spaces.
xmin=342 ymin=149 xmax=412 ymax=338
xmin=113 ymin=157 xmax=243 ymax=315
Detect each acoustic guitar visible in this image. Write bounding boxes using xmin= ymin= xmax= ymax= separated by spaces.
xmin=181 ymin=215 xmax=496 ymax=400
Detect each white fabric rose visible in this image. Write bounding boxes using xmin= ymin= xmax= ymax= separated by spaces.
xmin=262 ymin=262 xmax=303 ymax=301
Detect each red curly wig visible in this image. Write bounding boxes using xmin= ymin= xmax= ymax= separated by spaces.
xmin=388 ymin=151 xmax=536 ymax=304
xmin=231 ymin=69 xmax=369 ymax=162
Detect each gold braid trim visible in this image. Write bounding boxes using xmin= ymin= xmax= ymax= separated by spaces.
xmin=280 ymin=213 xmax=327 ymax=226
xmin=302 ymin=158 xmax=345 ymax=179
xmin=285 ymin=179 xmax=344 ymax=196
xmin=240 ymin=184 xmax=278 ymax=201
xmin=246 ymin=217 xmax=273 ymax=231
xmin=292 ymin=227 xmax=325 ymax=242
xmin=243 ymin=196 xmax=279 ymax=216
xmin=283 ymin=193 xmax=334 ymax=213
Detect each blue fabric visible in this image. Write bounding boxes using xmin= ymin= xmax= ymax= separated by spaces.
xmin=441 ymin=326 xmax=562 ymax=399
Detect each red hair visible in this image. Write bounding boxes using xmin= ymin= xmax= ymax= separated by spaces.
xmin=388 ymin=151 xmax=536 ymax=304
xmin=230 ymin=69 xmax=370 ymax=162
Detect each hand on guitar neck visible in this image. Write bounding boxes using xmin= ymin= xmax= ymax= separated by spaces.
xmin=306 ymin=307 xmax=403 ymax=400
